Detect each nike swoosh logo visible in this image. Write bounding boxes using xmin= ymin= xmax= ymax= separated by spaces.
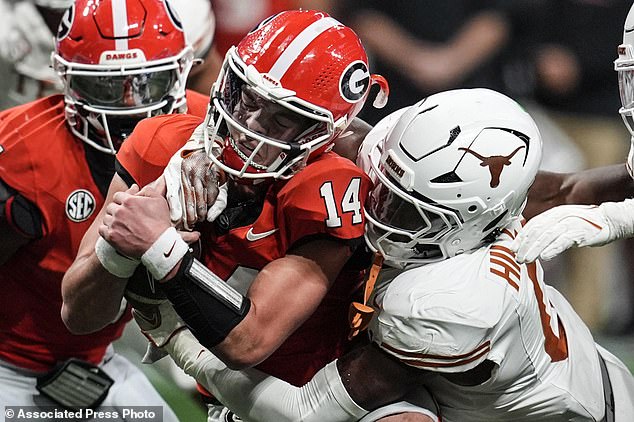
xmin=133 ymin=309 xmax=161 ymax=330
xmin=164 ymin=241 xmax=176 ymax=258
xmin=245 ymin=227 xmax=279 ymax=242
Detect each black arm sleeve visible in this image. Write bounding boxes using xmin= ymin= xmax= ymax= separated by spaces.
xmin=160 ymin=252 xmax=251 ymax=349
xmin=114 ymin=158 xmax=137 ymax=188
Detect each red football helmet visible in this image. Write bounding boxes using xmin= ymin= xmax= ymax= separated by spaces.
xmin=204 ymin=9 xmax=389 ymax=180
xmin=52 ymin=0 xmax=195 ymax=154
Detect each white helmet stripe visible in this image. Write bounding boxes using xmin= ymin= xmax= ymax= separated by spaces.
xmin=268 ymin=16 xmax=339 ymax=80
xmin=112 ymin=0 xmax=129 ymax=51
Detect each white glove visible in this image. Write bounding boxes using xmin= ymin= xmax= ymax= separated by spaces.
xmin=163 ymin=122 xmax=226 ymax=230
xmin=133 ymin=300 xmax=186 ymax=348
xmin=141 ymin=342 xmax=169 ymax=364
xmin=165 ymin=330 xmax=368 ymax=422
xmin=511 ymin=199 xmax=634 ymax=263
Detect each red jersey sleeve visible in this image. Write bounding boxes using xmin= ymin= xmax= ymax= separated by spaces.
xmin=184 ymin=89 xmax=209 ymax=118
xmin=116 ymin=114 xmax=202 ymax=187
xmin=276 ymin=152 xmax=371 ymax=247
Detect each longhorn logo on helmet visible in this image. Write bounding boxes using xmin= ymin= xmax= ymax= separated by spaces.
xmin=459 ymin=146 xmax=526 ymax=188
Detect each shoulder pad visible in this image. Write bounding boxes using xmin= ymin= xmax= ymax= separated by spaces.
xmin=117 ymin=114 xmax=202 ymax=187
xmin=372 ymin=265 xmax=492 ymax=373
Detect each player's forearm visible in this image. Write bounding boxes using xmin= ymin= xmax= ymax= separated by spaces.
xmin=525 ymin=165 xmax=634 ymax=220
xmin=212 ymin=257 xmax=326 ymax=368
xmin=525 ymin=170 xmax=569 ymax=219
xmin=563 ymin=164 xmax=634 ymax=205
xmin=166 ymin=329 xmax=367 ymax=422
xmin=163 ymin=251 xmax=333 ymax=369
xmin=61 ymin=248 xmax=128 ymax=334
xmin=61 ymin=173 xmax=138 ymax=333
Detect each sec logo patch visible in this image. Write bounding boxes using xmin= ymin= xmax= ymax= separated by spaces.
xmin=66 ymin=189 xmax=96 ymax=222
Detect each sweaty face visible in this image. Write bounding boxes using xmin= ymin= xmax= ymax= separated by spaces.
xmin=227 ymin=84 xmax=312 ymax=169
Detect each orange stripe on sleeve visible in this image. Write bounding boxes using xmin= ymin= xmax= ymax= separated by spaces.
xmin=381 ymin=341 xmax=491 ymax=368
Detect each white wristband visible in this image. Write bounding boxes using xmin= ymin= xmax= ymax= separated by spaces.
xmin=95 ymin=236 xmax=140 ymax=278
xmin=141 ymin=227 xmax=189 ymax=281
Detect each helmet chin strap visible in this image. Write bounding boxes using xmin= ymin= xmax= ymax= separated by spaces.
xmin=264 ymin=142 xmax=304 ymax=175
xmin=203 ymin=106 xmax=225 ymax=159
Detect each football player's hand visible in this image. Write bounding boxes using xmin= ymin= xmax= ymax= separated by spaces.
xmin=511 ymin=204 xmax=613 ymax=263
xmin=167 ymin=150 xmax=227 ymax=229
xmin=100 ymin=183 xmax=199 ymax=259
xmin=100 ymin=184 xmax=170 ymax=258
xmin=164 ymin=123 xmax=227 ymax=230
xmin=124 ymin=267 xmax=172 ymax=363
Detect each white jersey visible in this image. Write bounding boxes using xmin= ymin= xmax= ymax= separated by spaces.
xmin=369 ymin=219 xmax=633 ymax=421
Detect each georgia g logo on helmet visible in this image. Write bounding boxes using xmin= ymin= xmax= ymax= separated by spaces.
xmin=340 ymin=60 xmax=370 ymax=103
xmin=56 ymin=3 xmax=74 ymax=41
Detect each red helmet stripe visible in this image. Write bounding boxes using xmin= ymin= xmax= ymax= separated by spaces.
xmin=112 ymin=0 xmax=129 ymax=50
xmin=268 ymin=17 xmax=339 ymax=80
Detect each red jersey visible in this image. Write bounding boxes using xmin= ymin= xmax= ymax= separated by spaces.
xmin=118 ymin=114 xmax=372 ymax=385
xmin=0 ymin=91 xmax=208 ymax=372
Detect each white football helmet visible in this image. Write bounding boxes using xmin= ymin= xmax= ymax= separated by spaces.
xmin=616 ymin=3 xmax=634 ymax=136
xmin=361 ymin=88 xmax=543 ymax=267
xmin=171 ymin=0 xmax=215 ymax=61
